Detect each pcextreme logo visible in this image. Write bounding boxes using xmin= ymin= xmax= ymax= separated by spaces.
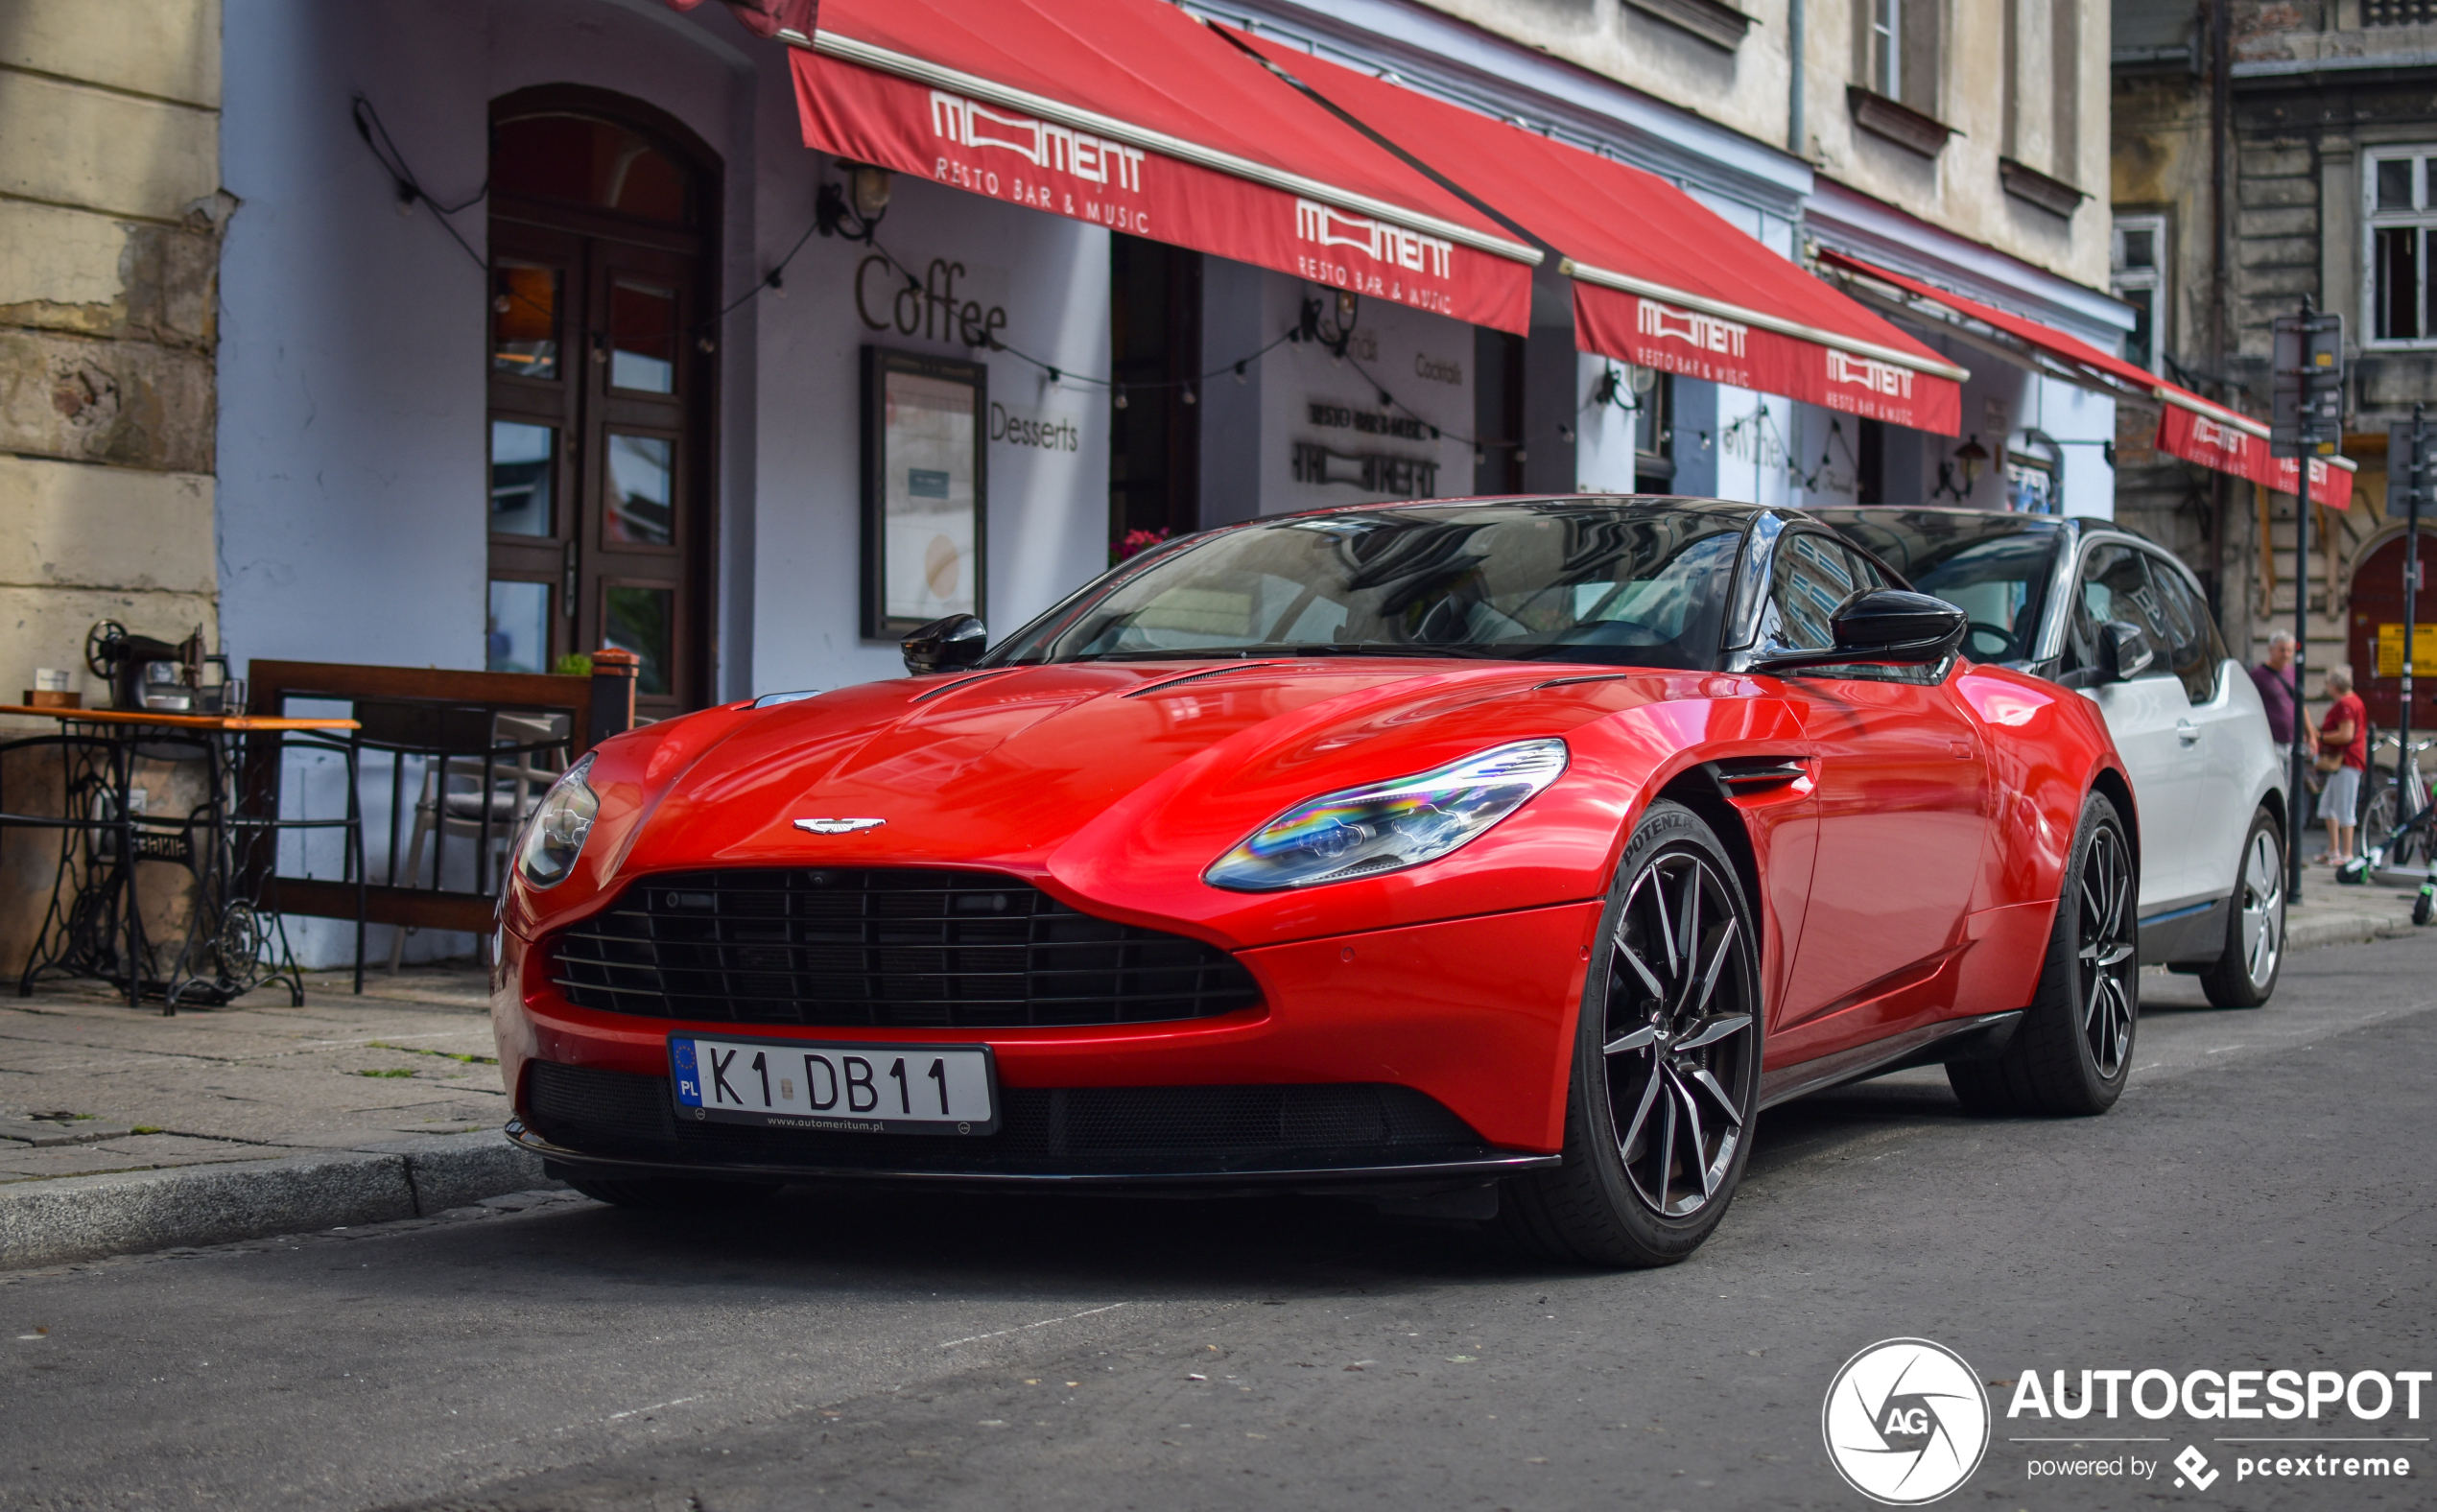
xmin=1822 ymin=1338 xmax=1992 ymax=1504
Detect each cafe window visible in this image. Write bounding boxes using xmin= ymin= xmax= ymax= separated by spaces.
xmin=2111 ymin=215 xmax=2165 ymax=371
xmin=2368 ymin=147 xmax=2437 ymax=343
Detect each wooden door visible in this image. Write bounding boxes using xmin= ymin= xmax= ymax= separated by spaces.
xmin=485 ymin=96 xmax=717 ymax=720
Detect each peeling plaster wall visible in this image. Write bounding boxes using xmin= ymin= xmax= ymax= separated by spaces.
xmin=0 ymin=0 xmax=229 ymax=973
xmin=0 ymin=0 xmax=226 ymax=705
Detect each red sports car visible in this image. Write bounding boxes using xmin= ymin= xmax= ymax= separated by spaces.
xmin=494 ymin=498 xmax=2136 ymax=1266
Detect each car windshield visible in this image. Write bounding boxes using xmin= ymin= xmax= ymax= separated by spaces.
xmin=1808 ymin=509 xmax=2062 ymax=665
xmin=985 ymin=501 xmax=1750 ymax=670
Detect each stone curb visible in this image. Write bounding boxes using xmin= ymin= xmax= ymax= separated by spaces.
xmin=0 ymin=1131 xmax=551 ymax=1271
xmin=2286 ymin=910 xmax=2418 ymax=952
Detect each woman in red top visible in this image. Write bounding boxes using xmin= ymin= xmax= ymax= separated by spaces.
xmin=2319 ymin=663 xmax=2369 ymax=862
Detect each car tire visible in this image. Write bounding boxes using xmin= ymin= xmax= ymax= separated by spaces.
xmin=568 ymin=1176 xmax=782 ymax=1210
xmin=2195 ymin=808 xmax=2284 ymax=1008
xmin=1502 ymin=799 xmax=1764 ymax=1267
xmin=1948 ymin=791 xmax=2138 ymax=1117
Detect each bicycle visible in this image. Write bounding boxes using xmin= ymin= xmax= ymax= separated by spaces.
xmin=2341 ymin=721 xmax=2437 ymax=924
xmin=2359 ymin=731 xmax=2437 ymax=871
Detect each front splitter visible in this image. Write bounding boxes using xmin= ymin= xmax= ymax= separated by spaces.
xmin=509 ymin=1122 xmax=1561 ymax=1196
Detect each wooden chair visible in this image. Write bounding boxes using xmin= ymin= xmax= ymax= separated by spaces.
xmin=385 ymin=710 xmax=568 ymax=972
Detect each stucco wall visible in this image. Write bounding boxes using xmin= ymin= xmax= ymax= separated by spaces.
xmin=1420 ymin=0 xmax=2114 ymax=289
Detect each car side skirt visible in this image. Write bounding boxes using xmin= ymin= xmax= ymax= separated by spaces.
xmin=1756 ymin=1010 xmax=2026 ymax=1110
xmin=2141 ymin=894 xmax=2231 ymax=966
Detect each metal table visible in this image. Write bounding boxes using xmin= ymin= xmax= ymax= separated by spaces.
xmin=0 ymin=705 xmax=362 ymax=1012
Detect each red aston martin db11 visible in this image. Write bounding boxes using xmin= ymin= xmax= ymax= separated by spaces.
xmin=495 ymin=498 xmax=2135 ymax=1265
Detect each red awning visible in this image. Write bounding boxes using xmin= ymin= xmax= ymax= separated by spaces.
xmin=785 ymin=0 xmax=1539 ymax=332
xmin=1818 ymin=249 xmax=2356 ymax=508
xmin=666 ymin=0 xmax=816 ymax=42
xmin=1226 ymin=32 xmax=1967 ymax=435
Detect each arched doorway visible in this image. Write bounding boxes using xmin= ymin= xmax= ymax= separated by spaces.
xmin=2347 ymin=528 xmax=2432 ymax=732
xmin=485 ymin=87 xmax=720 ymax=718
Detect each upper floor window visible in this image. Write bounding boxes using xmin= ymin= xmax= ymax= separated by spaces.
xmin=1870 ymin=0 xmax=1902 ymax=97
xmin=2368 ymin=146 xmax=2437 ymax=344
xmin=2111 ymin=215 xmax=2165 ymax=371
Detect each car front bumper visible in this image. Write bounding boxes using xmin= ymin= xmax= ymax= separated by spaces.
xmin=492 ymin=898 xmax=1603 ymax=1178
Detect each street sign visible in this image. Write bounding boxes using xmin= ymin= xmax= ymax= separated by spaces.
xmin=2392 ymin=417 xmax=2429 ymax=519
xmin=2271 ymin=311 xmax=2345 ymax=458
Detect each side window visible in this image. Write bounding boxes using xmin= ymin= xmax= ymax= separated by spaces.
xmin=2069 ymin=543 xmax=2177 ymax=679
xmin=1765 ymin=532 xmax=1863 ymax=650
xmin=2142 ymin=553 xmax=2224 ymax=703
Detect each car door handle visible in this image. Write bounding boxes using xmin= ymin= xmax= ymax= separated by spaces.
xmin=1949 ymin=740 xmax=1974 ymax=760
xmin=2176 ymin=720 xmax=2201 ymax=744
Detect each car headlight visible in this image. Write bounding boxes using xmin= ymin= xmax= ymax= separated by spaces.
xmin=1204 ymin=738 xmax=1569 ymax=891
xmin=515 ymin=753 xmax=599 ymax=889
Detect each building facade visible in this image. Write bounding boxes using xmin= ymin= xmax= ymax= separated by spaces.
xmin=1 ymin=0 xmax=2128 ymax=967
xmin=2114 ymin=0 xmax=2437 ymax=742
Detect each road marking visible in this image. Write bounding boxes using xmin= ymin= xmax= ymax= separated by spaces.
xmin=606 ymin=1395 xmax=702 ymax=1422
xmin=937 ymin=1302 xmax=1127 ymax=1349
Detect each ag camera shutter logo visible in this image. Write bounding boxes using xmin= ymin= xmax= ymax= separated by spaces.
xmin=1823 ymin=1338 xmax=1992 ymax=1503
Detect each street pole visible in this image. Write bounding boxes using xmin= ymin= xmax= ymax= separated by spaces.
xmin=2402 ymin=404 xmax=2425 ymax=827
xmin=2292 ymin=403 xmax=2311 ymax=902
xmin=2273 ymin=297 xmax=2344 ymax=897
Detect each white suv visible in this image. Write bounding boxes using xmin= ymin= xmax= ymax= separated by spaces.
xmin=1811 ymin=507 xmax=2289 ymax=1007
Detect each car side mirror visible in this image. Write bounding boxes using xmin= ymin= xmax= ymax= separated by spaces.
xmin=2097 ymin=620 xmax=2157 ymax=683
xmin=902 ymin=614 xmax=987 ymax=675
xmin=1752 ymin=589 xmax=1967 ymax=673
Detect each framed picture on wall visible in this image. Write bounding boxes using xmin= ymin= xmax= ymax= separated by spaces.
xmin=862 ymin=346 xmax=987 ymax=639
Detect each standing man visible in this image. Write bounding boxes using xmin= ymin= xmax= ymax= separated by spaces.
xmin=2250 ymin=629 xmax=2310 ymax=748
xmin=2318 ymin=663 xmax=2369 ymax=863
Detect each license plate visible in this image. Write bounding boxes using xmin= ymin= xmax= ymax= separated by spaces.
xmin=669 ymin=1035 xmax=998 ymax=1136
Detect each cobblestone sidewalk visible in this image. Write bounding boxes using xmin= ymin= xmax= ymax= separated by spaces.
xmin=0 ymin=966 xmax=505 ymax=1187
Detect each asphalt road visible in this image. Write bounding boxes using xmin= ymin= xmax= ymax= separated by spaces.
xmin=5 ymin=933 xmax=2433 ymax=1512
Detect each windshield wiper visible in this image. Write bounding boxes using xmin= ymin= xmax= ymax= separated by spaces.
xmin=1269 ymin=644 xmax=1508 ymax=660
xmin=1065 ymin=649 xmax=1273 ymax=663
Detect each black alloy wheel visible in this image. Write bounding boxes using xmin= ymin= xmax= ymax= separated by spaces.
xmin=1504 ymin=799 xmax=1763 ymax=1266
xmin=1949 ymin=791 xmax=2138 ymax=1117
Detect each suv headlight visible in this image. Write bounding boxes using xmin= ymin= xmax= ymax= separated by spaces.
xmin=1204 ymin=738 xmax=1569 ymax=891
xmin=515 ymin=753 xmax=599 ymax=889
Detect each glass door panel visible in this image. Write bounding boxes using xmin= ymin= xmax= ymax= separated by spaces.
xmin=603 ymin=585 xmax=674 ymax=696
xmin=609 ymin=280 xmax=678 ymax=393
xmin=603 ymin=432 xmax=674 ymax=546
xmin=487 ymin=579 xmax=553 ymax=673
xmin=492 ymin=263 xmax=562 ymax=380
xmin=489 ymin=421 xmax=556 ymax=537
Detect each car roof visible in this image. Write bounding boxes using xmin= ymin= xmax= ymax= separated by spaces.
xmin=1797 ymin=504 xmax=2073 ymax=539
xmin=1225 ymin=495 xmax=1772 ymax=529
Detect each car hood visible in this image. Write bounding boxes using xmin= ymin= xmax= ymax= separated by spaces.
xmin=529 ymin=657 xmax=1790 ymax=948
xmin=618 ymin=660 xmax=1577 ymax=870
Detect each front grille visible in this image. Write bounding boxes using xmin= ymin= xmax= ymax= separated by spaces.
xmin=525 ymin=1061 xmax=1489 ymax=1175
xmin=551 ymin=868 xmax=1261 ymax=1029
